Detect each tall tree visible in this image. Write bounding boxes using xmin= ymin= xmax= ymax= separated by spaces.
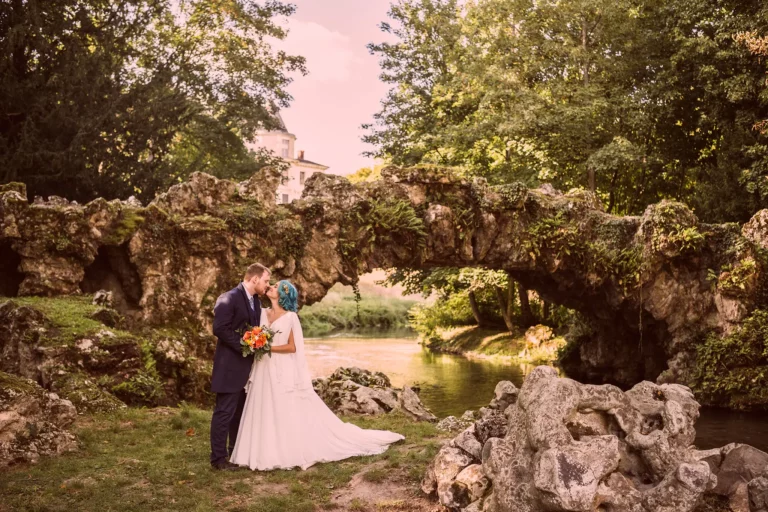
xmin=366 ymin=0 xmax=768 ymax=221
xmin=0 ymin=0 xmax=305 ymax=202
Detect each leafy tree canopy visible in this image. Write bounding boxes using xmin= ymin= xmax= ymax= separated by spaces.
xmin=0 ymin=0 xmax=304 ymax=202
xmin=366 ymin=0 xmax=768 ymax=222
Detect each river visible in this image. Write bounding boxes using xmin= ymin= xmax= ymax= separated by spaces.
xmin=305 ymin=334 xmax=768 ymax=452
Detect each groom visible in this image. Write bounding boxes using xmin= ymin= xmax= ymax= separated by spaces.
xmin=209 ymin=262 xmax=271 ymax=470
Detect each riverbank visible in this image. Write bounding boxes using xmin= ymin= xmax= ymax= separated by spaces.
xmin=301 ymin=285 xmax=418 ymax=338
xmin=0 ymin=406 xmax=446 ymax=512
xmin=424 ymin=325 xmax=566 ymax=365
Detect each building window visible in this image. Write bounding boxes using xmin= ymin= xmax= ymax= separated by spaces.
xmin=300 ymin=171 xmax=306 ymax=185
xmin=282 ymin=194 xmax=289 ymax=204
xmin=281 ymin=139 xmax=290 ymax=158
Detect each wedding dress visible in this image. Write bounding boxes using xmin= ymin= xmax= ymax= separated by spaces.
xmin=230 ymin=309 xmax=404 ymax=470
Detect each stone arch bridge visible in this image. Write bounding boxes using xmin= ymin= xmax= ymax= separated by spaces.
xmin=2 ymin=166 xmax=767 ymax=388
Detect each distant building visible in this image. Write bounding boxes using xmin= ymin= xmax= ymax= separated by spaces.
xmin=245 ymin=112 xmax=329 ymax=204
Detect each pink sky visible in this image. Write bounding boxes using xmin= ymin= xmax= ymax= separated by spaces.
xmin=276 ymin=1 xmax=394 ymax=175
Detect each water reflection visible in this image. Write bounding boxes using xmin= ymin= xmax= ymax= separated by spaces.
xmin=305 ymin=335 xmax=768 ymax=452
xmin=305 ymin=336 xmax=526 ymax=417
xmin=696 ymin=409 xmax=768 ymax=452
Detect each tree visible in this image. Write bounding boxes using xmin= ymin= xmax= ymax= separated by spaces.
xmin=347 ymin=162 xmax=388 ymax=183
xmin=0 ymin=0 xmax=305 ymax=202
xmin=363 ymin=0 xmax=464 ymax=168
xmin=366 ymin=0 xmax=768 ymax=221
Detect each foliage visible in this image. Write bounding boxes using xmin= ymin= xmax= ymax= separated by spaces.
xmin=339 ymin=198 xmax=427 ymax=269
xmin=300 ymin=292 xmax=418 ymax=338
xmin=409 ymin=291 xmax=479 ymax=344
xmin=645 ymin=202 xmax=707 ymax=257
xmin=710 ymin=257 xmax=759 ymax=297
xmin=366 ymin=0 xmax=768 ymax=222
xmin=0 ymin=0 xmax=304 ymax=202
xmin=693 ymin=310 xmax=768 ymax=409
xmin=0 ymin=407 xmax=444 ymax=511
xmin=347 ymin=162 xmax=388 ymax=183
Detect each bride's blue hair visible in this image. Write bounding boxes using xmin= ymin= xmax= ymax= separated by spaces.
xmin=277 ymin=280 xmax=298 ymax=312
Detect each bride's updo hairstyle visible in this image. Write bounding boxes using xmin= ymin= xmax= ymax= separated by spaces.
xmin=277 ymin=280 xmax=298 ymax=312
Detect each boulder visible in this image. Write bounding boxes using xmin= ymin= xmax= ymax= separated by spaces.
xmin=473 ymin=409 xmax=507 ymax=444
xmin=421 ymin=445 xmax=474 ymax=503
xmin=535 ymin=436 xmax=620 ymax=511
xmin=92 ymin=290 xmax=113 ymax=308
xmin=524 ymin=324 xmax=553 ymax=348
xmin=712 ymin=444 xmax=768 ymax=495
xmin=87 ymin=307 xmax=122 ymax=328
xmin=443 ymin=464 xmax=490 ymax=509
xmin=313 ymin=366 xmax=436 ymax=420
xmin=399 ymin=386 xmax=437 ymax=422
xmin=0 ymin=372 xmax=77 ymax=467
xmin=488 ymin=381 xmax=518 ymax=411
xmin=437 ymin=415 xmax=472 ymax=433
xmin=425 ymin=367 xmax=738 ymax=512
xmin=0 ymin=299 xmax=212 ymax=411
xmin=749 ymin=475 xmax=768 ymax=512
xmin=452 ymin=426 xmax=483 ymax=460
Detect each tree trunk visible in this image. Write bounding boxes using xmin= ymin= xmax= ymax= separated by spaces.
xmin=542 ymin=301 xmax=551 ymax=323
xmin=518 ymin=284 xmax=535 ymax=327
xmin=582 ymin=19 xmax=589 ymax=86
xmin=468 ymin=290 xmax=485 ymax=327
xmin=495 ymin=284 xmax=515 ymax=332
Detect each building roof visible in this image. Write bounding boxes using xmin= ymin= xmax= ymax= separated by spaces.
xmin=274 ymin=111 xmax=288 ymax=132
xmin=298 ymin=158 xmax=326 ymax=167
xmin=291 ymin=157 xmax=329 ymax=170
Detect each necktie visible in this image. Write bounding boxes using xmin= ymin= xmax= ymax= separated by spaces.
xmin=248 ymin=296 xmax=255 ymax=312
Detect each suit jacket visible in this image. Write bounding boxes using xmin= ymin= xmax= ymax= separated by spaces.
xmin=211 ymin=283 xmax=260 ymax=394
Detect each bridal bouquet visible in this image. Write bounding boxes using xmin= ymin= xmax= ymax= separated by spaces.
xmin=240 ymin=325 xmax=278 ymax=360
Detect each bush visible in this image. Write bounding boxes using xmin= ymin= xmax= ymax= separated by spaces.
xmin=409 ymin=292 xmax=477 ymax=343
xmin=693 ymin=310 xmax=768 ymax=409
xmin=300 ymin=294 xmax=417 ymax=337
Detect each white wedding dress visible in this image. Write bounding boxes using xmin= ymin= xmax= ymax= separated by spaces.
xmin=230 ymin=309 xmax=404 ymax=470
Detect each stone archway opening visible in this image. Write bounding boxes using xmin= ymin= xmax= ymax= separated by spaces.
xmin=0 ymin=241 xmax=23 ymax=298
xmin=80 ymin=244 xmax=143 ymax=316
xmin=299 ymin=269 xmax=428 ymax=338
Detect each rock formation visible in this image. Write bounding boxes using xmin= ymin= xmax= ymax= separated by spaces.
xmin=423 ymin=380 xmax=513 ymax=509
xmin=4 ymin=167 xmax=768 ymax=398
xmin=0 ymin=298 xmax=214 ymax=412
xmin=423 ymin=366 xmax=768 ymax=512
xmin=0 ymin=371 xmax=77 ymax=467
xmin=312 ymin=366 xmax=437 ymax=422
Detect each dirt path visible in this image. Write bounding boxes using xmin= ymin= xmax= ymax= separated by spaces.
xmin=330 ymin=461 xmax=443 ymax=512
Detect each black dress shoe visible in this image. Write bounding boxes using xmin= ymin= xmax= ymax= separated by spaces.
xmin=211 ymin=461 xmax=240 ymax=471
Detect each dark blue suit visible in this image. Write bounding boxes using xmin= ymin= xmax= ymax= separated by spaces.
xmin=209 ymin=283 xmax=260 ymax=464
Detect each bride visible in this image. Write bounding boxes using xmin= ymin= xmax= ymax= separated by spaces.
xmin=230 ymin=280 xmax=404 ymax=471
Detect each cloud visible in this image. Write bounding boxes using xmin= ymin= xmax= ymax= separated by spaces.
xmin=278 ymin=19 xmax=359 ymax=83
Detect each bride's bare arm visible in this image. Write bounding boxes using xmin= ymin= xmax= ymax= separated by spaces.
xmin=270 ymin=328 xmax=296 ymax=354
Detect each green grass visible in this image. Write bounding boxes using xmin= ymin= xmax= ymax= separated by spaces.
xmin=430 ymin=325 xmax=565 ymax=364
xmin=0 ymin=407 xmax=445 ymax=512
xmin=6 ymin=295 xmax=132 ymax=344
xmin=436 ymin=326 xmax=521 ymax=356
xmin=301 ymin=289 xmax=417 ymax=338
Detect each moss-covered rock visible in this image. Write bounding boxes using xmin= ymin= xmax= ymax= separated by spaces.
xmin=0 ymin=182 xmax=26 ymax=196
xmin=50 ymin=371 xmax=126 ymax=413
xmin=0 ymin=371 xmax=78 ymax=467
xmin=0 ymin=298 xmax=213 ymax=412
